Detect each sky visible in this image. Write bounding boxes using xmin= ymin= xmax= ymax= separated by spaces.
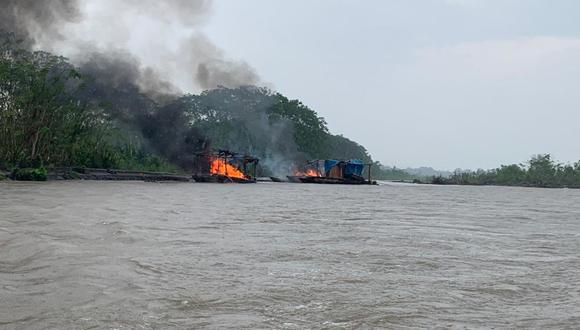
xmin=195 ymin=0 xmax=580 ymax=170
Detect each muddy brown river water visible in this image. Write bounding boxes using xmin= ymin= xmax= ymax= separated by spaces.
xmin=1 ymin=181 xmax=580 ymax=329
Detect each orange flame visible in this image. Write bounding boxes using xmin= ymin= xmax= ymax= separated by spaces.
xmin=210 ymin=158 xmax=245 ymax=179
xmin=294 ymin=168 xmax=322 ymax=177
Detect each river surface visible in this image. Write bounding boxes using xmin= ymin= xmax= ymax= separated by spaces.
xmin=1 ymin=181 xmax=580 ymax=329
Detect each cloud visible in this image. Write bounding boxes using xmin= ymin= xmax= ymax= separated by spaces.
xmin=375 ymin=36 xmax=580 ymax=168
xmin=413 ymin=36 xmax=580 ymax=80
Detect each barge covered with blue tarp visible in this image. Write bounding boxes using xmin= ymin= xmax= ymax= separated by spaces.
xmin=290 ymin=159 xmax=377 ymax=185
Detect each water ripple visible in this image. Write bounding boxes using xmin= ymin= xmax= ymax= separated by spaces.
xmin=1 ymin=181 xmax=580 ymax=328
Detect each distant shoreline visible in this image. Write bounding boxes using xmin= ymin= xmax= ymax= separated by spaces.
xmin=3 ymin=168 xmax=579 ymax=190
xmin=411 ymin=179 xmax=580 ymax=190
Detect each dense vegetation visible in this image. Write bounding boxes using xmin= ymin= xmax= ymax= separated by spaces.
xmin=172 ymin=87 xmax=393 ymax=177
xmin=0 ymin=33 xmax=389 ymax=179
xmin=430 ymin=154 xmax=580 ymax=188
xmin=0 ymin=35 xmax=178 ymax=173
xmin=377 ymin=166 xmax=419 ymax=181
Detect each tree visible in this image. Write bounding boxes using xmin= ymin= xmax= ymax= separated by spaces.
xmin=268 ymin=94 xmax=329 ymax=157
xmin=0 ymin=35 xmax=176 ymax=172
xmin=0 ymin=46 xmax=93 ymax=167
xmin=179 ymin=86 xmax=376 ymax=174
xmin=527 ymin=154 xmax=557 ymax=187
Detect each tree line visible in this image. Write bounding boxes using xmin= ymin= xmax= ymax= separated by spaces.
xmin=0 ymin=36 xmax=177 ymax=174
xmin=429 ymin=154 xmax=580 ymax=188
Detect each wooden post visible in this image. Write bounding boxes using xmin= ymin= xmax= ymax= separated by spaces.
xmin=224 ymin=155 xmax=228 ymax=177
xmin=254 ymin=160 xmax=258 ymax=180
xmin=368 ymin=163 xmax=372 ymax=183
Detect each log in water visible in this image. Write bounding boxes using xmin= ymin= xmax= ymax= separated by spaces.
xmin=1 ymin=181 xmax=580 ymax=328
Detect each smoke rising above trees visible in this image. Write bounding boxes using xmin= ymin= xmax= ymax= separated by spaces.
xmin=0 ymin=0 xmax=263 ymax=170
xmin=0 ymin=1 xmax=382 ymax=176
xmin=0 ymin=0 xmax=81 ymax=48
xmin=0 ymin=0 xmax=259 ymax=94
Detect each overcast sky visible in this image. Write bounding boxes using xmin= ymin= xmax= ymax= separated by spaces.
xmin=193 ymin=0 xmax=580 ymax=170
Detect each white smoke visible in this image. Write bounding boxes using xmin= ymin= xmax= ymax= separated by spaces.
xmin=30 ymin=0 xmax=260 ymax=93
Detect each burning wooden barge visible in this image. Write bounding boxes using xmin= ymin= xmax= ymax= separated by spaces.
xmin=192 ymin=150 xmax=258 ymax=183
xmin=191 ymin=150 xmax=376 ymax=185
xmin=288 ymin=159 xmax=377 ymax=185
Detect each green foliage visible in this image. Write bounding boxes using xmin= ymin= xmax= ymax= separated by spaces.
xmin=181 ymin=86 xmax=376 ymax=170
xmin=526 ymin=154 xmax=556 ymax=187
xmin=0 ymin=35 xmax=175 ymax=173
xmin=373 ymin=165 xmax=418 ymax=181
xmin=321 ymin=134 xmax=372 ymax=163
xmin=180 ymin=86 xmax=284 ymax=156
xmin=67 ymin=127 xmax=179 ymax=172
xmin=0 ymin=172 xmax=6 ymax=181
xmin=1 ymin=38 xmax=103 ymax=168
xmin=430 ymin=154 xmax=580 ymax=188
xmin=431 ymin=176 xmax=447 ymax=185
xmin=12 ymin=167 xmax=48 ymax=181
xmin=268 ymin=93 xmax=329 ymax=157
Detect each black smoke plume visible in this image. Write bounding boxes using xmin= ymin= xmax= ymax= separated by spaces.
xmin=0 ymin=0 xmax=308 ymax=173
xmin=0 ymin=0 xmax=80 ymax=48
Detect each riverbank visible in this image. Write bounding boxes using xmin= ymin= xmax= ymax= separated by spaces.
xmin=1 ymin=167 xmax=191 ymax=182
xmin=415 ymin=177 xmax=580 ymax=189
xmin=52 ymin=168 xmax=191 ymax=182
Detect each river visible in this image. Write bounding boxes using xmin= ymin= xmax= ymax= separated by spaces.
xmin=1 ymin=181 xmax=580 ymax=329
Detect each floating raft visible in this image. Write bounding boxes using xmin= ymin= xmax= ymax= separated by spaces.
xmin=286 ymin=176 xmax=303 ymax=183
xmin=287 ymin=159 xmax=377 ymax=185
xmin=287 ymin=175 xmax=377 ymax=185
xmin=49 ymin=167 xmax=191 ymax=182
xmin=192 ymin=149 xmax=259 ymax=184
xmin=192 ymin=174 xmax=256 ymax=184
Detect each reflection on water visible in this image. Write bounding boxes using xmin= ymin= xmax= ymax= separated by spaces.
xmin=1 ymin=181 xmax=580 ymax=328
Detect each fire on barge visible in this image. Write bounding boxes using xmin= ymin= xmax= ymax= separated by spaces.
xmin=288 ymin=159 xmax=377 ymax=185
xmin=192 ymin=149 xmax=259 ymax=183
xmin=191 ymin=149 xmax=376 ymax=185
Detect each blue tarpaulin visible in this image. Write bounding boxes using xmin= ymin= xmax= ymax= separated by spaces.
xmin=324 ymin=160 xmax=340 ymax=174
xmin=345 ymin=159 xmax=364 ymax=176
xmin=324 ymin=159 xmax=364 ymax=177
